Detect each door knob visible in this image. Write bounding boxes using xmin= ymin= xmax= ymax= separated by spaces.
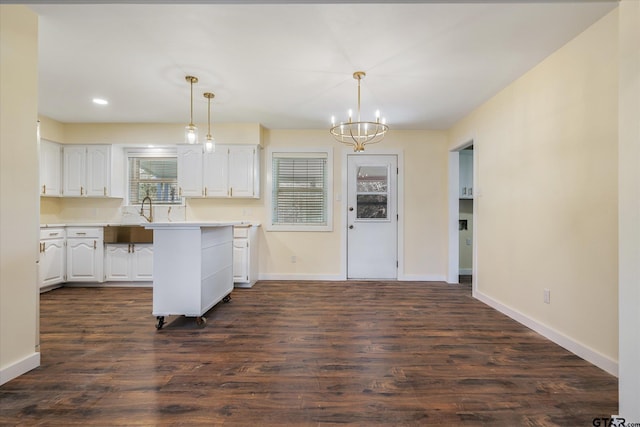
xmin=349 ymin=225 xmax=354 ymax=229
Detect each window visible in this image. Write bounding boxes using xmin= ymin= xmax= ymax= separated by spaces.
xmin=126 ymin=148 xmax=180 ymax=205
xmin=267 ymin=148 xmax=333 ymax=231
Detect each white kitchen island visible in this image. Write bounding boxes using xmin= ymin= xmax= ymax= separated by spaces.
xmin=145 ymin=221 xmax=242 ymax=329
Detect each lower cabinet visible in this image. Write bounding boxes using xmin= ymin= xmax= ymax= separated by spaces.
xmin=39 ymin=228 xmax=66 ymax=288
xmin=104 ymin=243 xmax=153 ymax=281
xmin=233 ymin=225 xmax=259 ymax=288
xmin=66 ymin=227 xmax=104 ymax=282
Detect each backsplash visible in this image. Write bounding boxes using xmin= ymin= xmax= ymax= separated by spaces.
xmin=121 ymin=205 xmax=186 ymax=223
xmin=40 ymin=197 xmax=186 ymax=224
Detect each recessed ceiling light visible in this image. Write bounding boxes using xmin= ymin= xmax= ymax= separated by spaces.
xmin=92 ymin=98 xmax=108 ymax=105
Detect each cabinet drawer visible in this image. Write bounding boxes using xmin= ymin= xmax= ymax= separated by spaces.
xmin=66 ymin=227 xmax=103 ymax=238
xmin=40 ymin=228 xmax=65 ymax=240
xmin=233 ymin=226 xmax=250 ymax=238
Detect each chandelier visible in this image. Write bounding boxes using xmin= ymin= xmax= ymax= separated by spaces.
xmin=203 ymin=92 xmax=216 ymax=153
xmin=330 ymin=71 xmax=389 ymax=152
xmin=184 ymin=75 xmax=199 ymax=144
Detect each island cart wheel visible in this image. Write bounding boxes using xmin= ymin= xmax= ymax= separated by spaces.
xmin=196 ymin=316 xmax=207 ymax=328
xmin=222 ymin=295 xmax=232 ymax=303
xmin=155 ymin=316 xmax=165 ymax=330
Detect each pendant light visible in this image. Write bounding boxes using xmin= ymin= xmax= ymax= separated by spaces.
xmin=184 ymin=75 xmax=199 ymax=144
xmin=203 ymin=92 xmax=216 ymax=153
xmin=330 ymin=71 xmax=388 ymax=152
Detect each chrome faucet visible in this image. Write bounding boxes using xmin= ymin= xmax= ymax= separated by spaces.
xmin=140 ymin=196 xmax=153 ymax=223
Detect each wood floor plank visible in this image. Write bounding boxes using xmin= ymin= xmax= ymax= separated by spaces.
xmin=0 ymin=281 xmax=617 ymax=426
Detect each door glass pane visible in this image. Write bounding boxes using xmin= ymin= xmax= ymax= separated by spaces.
xmin=356 ymin=166 xmax=388 ymax=220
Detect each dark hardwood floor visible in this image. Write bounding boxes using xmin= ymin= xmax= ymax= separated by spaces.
xmin=1 ymin=281 xmax=617 ymax=426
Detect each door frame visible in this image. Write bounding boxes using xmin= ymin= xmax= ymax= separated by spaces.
xmin=447 ymin=138 xmax=477 ymax=291
xmin=340 ymin=148 xmax=404 ymax=280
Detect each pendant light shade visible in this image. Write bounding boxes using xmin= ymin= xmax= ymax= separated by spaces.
xmin=203 ymin=92 xmax=216 ymax=153
xmin=185 ymin=76 xmax=199 ymax=144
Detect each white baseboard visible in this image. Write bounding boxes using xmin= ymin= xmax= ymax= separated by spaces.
xmin=458 ymin=268 xmax=472 ymax=275
xmin=0 ymin=352 xmax=40 ymax=386
xmin=398 ymin=274 xmax=447 ymax=282
xmin=474 ymin=289 xmax=618 ymax=377
xmin=258 ymin=273 xmax=344 ymax=281
xmin=259 ymin=274 xmax=448 ymax=282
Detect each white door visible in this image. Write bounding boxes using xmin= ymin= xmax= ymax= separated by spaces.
xmin=228 ymin=146 xmax=256 ymax=197
xmin=177 ymin=145 xmax=203 ymax=197
xmin=104 ymin=244 xmax=130 ymax=281
xmin=63 ymin=146 xmax=86 ymax=196
xmin=86 ymin=145 xmax=110 ymax=196
xmin=67 ymin=238 xmax=100 ymax=281
xmin=203 ymin=148 xmax=228 ymax=197
xmin=347 ymin=155 xmax=397 ymax=279
xmin=132 ymin=244 xmax=154 ymax=280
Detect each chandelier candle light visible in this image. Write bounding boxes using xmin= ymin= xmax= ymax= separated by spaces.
xmin=203 ymin=92 xmax=216 ymax=153
xmin=184 ymin=75 xmax=199 ymax=144
xmin=330 ymin=71 xmax=389 ymax=152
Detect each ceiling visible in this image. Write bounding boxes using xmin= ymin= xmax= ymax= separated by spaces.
xmin=29 ymin=1 xmax=617 ymax=130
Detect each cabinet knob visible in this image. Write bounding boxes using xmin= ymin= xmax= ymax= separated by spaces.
xmin=349 ymin=225 xmax=354 ymax=229
xmin=349 ymin=207 xmax=354 ymax=211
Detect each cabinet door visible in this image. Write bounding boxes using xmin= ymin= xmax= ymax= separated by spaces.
xmin=203 ymin=149 xmax=229 ymax=197
xmin=40 ymin=139 xmax=62 ymax=196
xmin=132 ymin=244 xmax=153 ymax=280
xmin=233 ymin=238 xmax=249 ymax=282
xmin=40 ymin=239 xmax=65 ymax=287
xmin=104 ymin=244 xmax=131 ymax=281
xmin=63 ymin=146 xmax=86 ymax=196
xmin=67 ymin=238 xmax=102 ymax=281
xmin=86 ymin=145 xmax=111 ymax=196
xmin=228 ymin=146 xmax=257 ymax=198
xmin=177 ymin=145 xmax=203 ymax=197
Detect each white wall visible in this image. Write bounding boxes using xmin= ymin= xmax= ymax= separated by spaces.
xmin=449 ymin=10 xmax=619 ymax=374
xmin=617 ymin=0 xmax=640 ymax=420
xmin=0 ymin=5 xmax=40 ymax=385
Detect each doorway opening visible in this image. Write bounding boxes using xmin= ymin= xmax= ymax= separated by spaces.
xmin=447 ymin=141 xmax=475 ymax=286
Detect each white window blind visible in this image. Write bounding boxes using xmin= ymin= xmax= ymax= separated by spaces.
xmin=272 ymin=152 xmax=328 ymax=226
xmin=128 ymin=154 xmax=180 ymax=205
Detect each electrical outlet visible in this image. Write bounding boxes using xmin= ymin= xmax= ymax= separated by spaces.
xmin=544 ymin=288 xmax=551 ymax=304
xmin=291 ymin=255 xmax=297 ymax=264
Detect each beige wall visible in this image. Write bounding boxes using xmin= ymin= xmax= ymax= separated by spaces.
xmin=0 ymin=5 xmax=40 ymax=384
xmin=38 ymin=123 xmax=450 ymax=280
xmin=449 ymin=10 xmax=619 ymax=366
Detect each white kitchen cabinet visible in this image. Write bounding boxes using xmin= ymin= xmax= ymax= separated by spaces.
xmin=62 ymin=145 xmax=123 ymax=197
xmin=146 ymin=222 xmax=234 ymax=329
xmin=459 ymin=150 xmax=474 ymax=199
xmin=178 ymin=144 xmax=260 ymax=198
xmin=40 ymin=139 xmax=62 ymax=197
xmin=227 ymin=146 xmax=259 ymax=198
xmin=233 ymin=225 xmax=259 ymax=287
xmin=39 ymin=228 xmax=66 ymax=288
xmin=104 ymin=243 xmax=153 ymax=281
xmin=177 ymin=144 xmax=204 ymax=197
xmin=66 ymin=227 xmax=104 ymax=282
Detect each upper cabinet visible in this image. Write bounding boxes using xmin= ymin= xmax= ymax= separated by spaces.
xmin=178 ymin=144 xmax=260 ymax=199
xmin=62 ymin=145 xmax=124 ymax=198
xmin=459 ymin=150 xmax=474 ymax=199
xmin=40 ymin=139 xmax=62 ymax=197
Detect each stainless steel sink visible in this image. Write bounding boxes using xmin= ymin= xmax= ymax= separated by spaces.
xmin=103 ymin=225 xmax=153 ymax=244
